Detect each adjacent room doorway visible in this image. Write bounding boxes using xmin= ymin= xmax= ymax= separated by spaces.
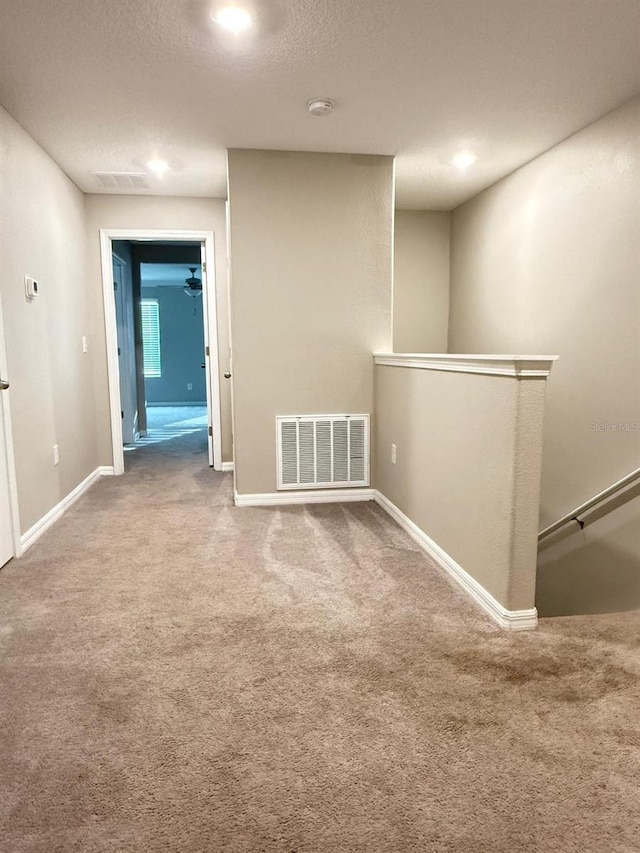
xmin=100 ymin=230 xmax=222 ymax=474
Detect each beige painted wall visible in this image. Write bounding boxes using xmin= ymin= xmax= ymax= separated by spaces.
xmin=393 ymin=211 xmax=450 ymax=352
xmin=228 ymin=150 xmax=394 ymax=495
xmin=448 ymin=96 xmax=640 ymax=613
xmin=84 ymin=195 xmax=232 ymax=465
xmin=374 ymin=364 xmax=548 ymax=612
xmin=0 ymin=105 xmax=99 ymax=532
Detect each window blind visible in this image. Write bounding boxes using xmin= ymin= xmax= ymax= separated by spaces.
xmin=140 ymin=299 xmax=161 ymax=378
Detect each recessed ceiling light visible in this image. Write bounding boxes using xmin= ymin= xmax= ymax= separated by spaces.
xmin=214 ymin=6 xmax=253 ymax=32
xmin=451 ymin=151 xmax=477 ymax=171
xmin=147 ymin=159 xmax=170 ymax=175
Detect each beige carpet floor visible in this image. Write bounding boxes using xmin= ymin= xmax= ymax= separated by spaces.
xmin=0 ymin=428 xmax=638 ymax=852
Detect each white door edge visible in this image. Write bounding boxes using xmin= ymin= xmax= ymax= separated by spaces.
xmin=200 ymin=236 xmax=223 ymax=468
xmin=0 ymin=293 xmax=23 ymax=562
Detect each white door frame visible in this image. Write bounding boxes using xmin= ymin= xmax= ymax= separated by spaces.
xmin=0 ymin=293 xmax=23 ymax=560
xmin=224 ymin=198 xmax=237 ymax=493
xmin=99 ymin=229 xmax=223 ymax=475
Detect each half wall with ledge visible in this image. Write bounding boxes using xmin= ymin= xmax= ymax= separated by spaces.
xmin=372 ymin=353 xmax=558 ymax=630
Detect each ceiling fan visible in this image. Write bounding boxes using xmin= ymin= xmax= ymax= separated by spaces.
xmin=184 ymin=267 xmax=202 ymax=297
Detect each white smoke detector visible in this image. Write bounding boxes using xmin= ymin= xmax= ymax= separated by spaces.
xmin=307 ymin=98 xmax=334 ymax=116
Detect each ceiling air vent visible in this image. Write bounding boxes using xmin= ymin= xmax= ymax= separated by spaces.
xmin=276 ymin=415 xmax=370 ymax=490
xmin=91 ymin=171 xmax=150 ymax=189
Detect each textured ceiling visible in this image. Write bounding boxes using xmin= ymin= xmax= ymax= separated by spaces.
xmin=0 ymin=0 xmax=638 ymax=208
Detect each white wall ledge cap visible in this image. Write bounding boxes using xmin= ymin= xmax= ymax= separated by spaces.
xmin=373 ymin=353 xmax=558 ymax=378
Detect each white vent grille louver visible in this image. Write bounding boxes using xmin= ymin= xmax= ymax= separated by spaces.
xmin=277 ymin=415 xmax=369 ymax=490
xmin=91 ymin=172 xmax=150 ymax=189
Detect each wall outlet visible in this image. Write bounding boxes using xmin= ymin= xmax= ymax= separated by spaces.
xmin=187 ymin=382 xmax=193 ymax=391
xmin=391 ymin=443 xmax=397 ymax=465
xmin=82 ymin=335 xmax=88 ymax=354
xmin=53 ymin=444 xmax=60 ymax=466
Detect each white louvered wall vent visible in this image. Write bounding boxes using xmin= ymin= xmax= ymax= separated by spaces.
xmin=277 ymin=415 xmax=370 ymax=490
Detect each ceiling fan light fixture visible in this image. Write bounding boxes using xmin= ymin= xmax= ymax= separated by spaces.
xmin=184 ymin=267 xmax=203 ymax=297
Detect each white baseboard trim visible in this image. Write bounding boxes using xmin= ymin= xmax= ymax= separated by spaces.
xmin=220 ymin=462 xmax=234 ymax=472
xmin=234 ymin=488 xmax=376 ymax=507
xmin=374 ymin=491 xmax=538 ymax=631
xmin=20 ymin=466 xmax=112 ymax=554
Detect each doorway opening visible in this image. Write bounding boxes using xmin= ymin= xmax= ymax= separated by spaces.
xmin=100 ymin=230 xmax=222 ymax=474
